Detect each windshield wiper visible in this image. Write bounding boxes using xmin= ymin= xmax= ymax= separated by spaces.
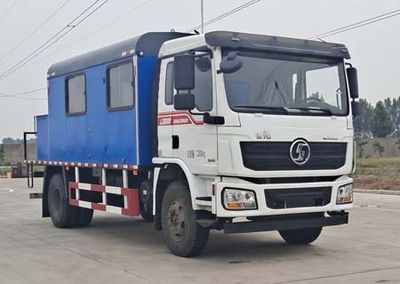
xmin=287 ymin=107 xmax=333 ymax=116
xmin=234 ymin=105 xmax=334 ymax=116
xmin=234 ymin=105 xmax=288 ymax=114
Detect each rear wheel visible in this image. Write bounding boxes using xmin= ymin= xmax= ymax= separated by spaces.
xmin=161 ymin=181 xmax=209 ymax=257
xmin=279 ymin=227 xmax=322 ymax=245
xmin=48 ymin=173 xmax=93 ymax=228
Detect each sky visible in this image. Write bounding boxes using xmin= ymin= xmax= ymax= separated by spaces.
xmin=0 ymin=0 xmax=399 ymax=139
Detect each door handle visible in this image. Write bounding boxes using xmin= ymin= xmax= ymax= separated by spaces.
xmin=172 ymin=135 xmax=179 ymax=149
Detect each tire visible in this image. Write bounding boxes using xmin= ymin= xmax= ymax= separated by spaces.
xmin=76 ymin=208 xmax=94 ymax=227
xmin=161 ymin=181 xmax=209 ymax=257
xmin=279 ymin=227 xmax=322 ymax=245
xmin=139 ymin=180 xmax=154 ymax=222
xmin=47 ymin=174 xmax=93 ymax=228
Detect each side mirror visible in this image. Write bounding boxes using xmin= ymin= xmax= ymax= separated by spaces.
xmin=174 ymin=93 xmax=195 ymax=110
xmin=351 ymin=100 xmax=361 ymax=116
xmin=346 ymin=67 xmax=359 ymax=99
xmin=220 ymin=51 xmax=243 ymax=74
xmin=174 ymin=54 xmax=195 ymax=90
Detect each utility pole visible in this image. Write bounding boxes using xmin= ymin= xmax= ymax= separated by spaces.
xmin=200 ymin=0 xmax=204 ymax=34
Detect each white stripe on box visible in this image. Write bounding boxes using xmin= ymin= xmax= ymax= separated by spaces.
xmin=78 ymin=201 xmax=92 ymax=209
xmin=106 ymin=205 xmax=122 ymax=214
xmin=105 ymin=186 xmax=122 ymax=195
xmin=78 ymin=183 xmax=91 ymax=190
xmin=124 ymin=195 xmax=128 ymax=208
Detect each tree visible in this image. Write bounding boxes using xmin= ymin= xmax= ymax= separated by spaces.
xmin=355 ymin=137 xmax=369 ymax=158
xmin=2 ymin=137 xmax=22 ymax=144
xmin=354 ymin=98 xmax=374 ymax=137
xmin=370 ymin=101 xmax=395 ymax=138
xmin=384 ymin=97 xmax=400 ymax=137
xmin=0 ymin=145 xmax=4 ymax=165
xmin=372 ymin=141 xmax=384 ymax=157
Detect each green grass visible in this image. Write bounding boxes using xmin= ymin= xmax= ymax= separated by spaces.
xmin=357 ymin=157 xmax=400 ymax=168
xmin=0 ymin=166 xmax=11 ymax=177
xmin=355 ymin=157 xmax=400 ymax=177
xmin=353 ymin=157 xmax=400 ymax=190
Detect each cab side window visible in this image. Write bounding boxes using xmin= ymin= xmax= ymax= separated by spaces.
xmin=193 ymin=56 xmax=213 ymax=111
xmin=165 ymin=62 xmax=174 ymax=105
xmin=165 ymin=56 xmax=213 ymax=111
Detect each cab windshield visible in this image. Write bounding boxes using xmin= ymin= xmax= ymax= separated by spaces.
xmin=223 ymin=50 xmax=348 ymax=116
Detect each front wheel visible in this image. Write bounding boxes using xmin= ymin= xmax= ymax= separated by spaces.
xmin=161 ymin=181 xmax=209 ymax=257
xmin=279 ymin=227 xmax=322 ymax=245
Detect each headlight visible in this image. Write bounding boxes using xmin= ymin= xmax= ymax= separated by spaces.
xmin=337 ymin=184 xmax=353 ymax=204
xmin=223 ymin=188 xmax=257 ymax=210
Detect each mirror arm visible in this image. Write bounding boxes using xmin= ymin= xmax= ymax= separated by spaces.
xmin=193 ymin=49 xmax=213 ymax=59
xmin=189 ymin=110 xmax=207 ymax=116
xmin=189 ymin=111 xmax=225 ymax=125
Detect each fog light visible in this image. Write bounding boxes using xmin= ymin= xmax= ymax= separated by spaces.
xmin=223 ymin=188 xmax=257 ymax=210
xmin=337 ymin=184 xmax=353 ymax=204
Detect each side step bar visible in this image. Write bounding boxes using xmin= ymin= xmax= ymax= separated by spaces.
xmin=29 ymin=192 xmax=43 ymax=199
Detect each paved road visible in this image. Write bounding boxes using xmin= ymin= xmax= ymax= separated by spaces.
xmin=1 ymin=178 xmax=399 ymax=284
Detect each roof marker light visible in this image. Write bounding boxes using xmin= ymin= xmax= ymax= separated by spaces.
xmin=122 ymin=49 xmax=135 ymax=57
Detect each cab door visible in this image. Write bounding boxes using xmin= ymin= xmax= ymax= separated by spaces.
xmin=158 ymin=54 xmax=218 ymax=175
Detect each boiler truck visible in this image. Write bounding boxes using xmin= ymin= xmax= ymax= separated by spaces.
xmin=25 ymin=31 xmax=359 ymax=256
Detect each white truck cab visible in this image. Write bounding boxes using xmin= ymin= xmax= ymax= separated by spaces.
xmin=152 ymin=31 xmax=358 ymax=256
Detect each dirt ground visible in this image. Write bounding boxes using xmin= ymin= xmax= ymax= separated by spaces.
xmin=353 ymin=175 xmax=400 ymax=190
xmin=353 ymin=157 xmax=400 ymax=190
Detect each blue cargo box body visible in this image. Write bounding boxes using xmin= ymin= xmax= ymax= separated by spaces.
xmin=36 ymin=115 xmax=49 ymax=160
xmin=37 ymin=32 xmax=190 ymax=167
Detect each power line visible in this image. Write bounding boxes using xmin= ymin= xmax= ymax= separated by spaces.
xmin=0 ymin=0 xmax=18 ymax=26
xmin=186 ymin=0 xmax=261 ymax=32
xmin=0 ymin=0 xmax=105 ymax=80
xmin=0 ymin=0 xmax=102 ymax=79
xmin=0 ymin=87 xmax=47 ymax=101
xmin=0 ymin=87 xmax=47 ymax=98
xmin=0 ymin=0 xmax=257 ymax=100
xmin=2 ymin=96 xmax=46 ymax=101
xmin=0 ymin=0 xmax=73 ymax=63
xmin=83 ymin=0 xmax=154 ymax=39
xmin=6 ymin=2 xmax=399 ymax=101
xmin=309 ymin=8 xmax=400 ymax=39
xmin=43 ymin=0 xmax=154 ymax=56
xmin=0 ymin=0 xmax=154 ymax=100
xmin=0 ymin=0 xmax=110 ymax=81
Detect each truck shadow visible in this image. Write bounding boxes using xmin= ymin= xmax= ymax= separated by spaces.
xmin=76 ymin=215 xmax=328 ymax=260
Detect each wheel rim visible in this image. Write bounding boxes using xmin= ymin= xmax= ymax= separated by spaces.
xmin=167 ymin=200 xmax=186 ymax=240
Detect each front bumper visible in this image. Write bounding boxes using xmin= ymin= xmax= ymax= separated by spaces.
xmin=215 ymin=176 xmax=353 ymax=218
xmin=223 ymin=212 xmax=348 ymax=234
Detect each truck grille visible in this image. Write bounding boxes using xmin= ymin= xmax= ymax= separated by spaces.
xmin=240 ymin=142 xmax=347 ymax=171
xmin=265 ymin=187 xmax=332 ymax=209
